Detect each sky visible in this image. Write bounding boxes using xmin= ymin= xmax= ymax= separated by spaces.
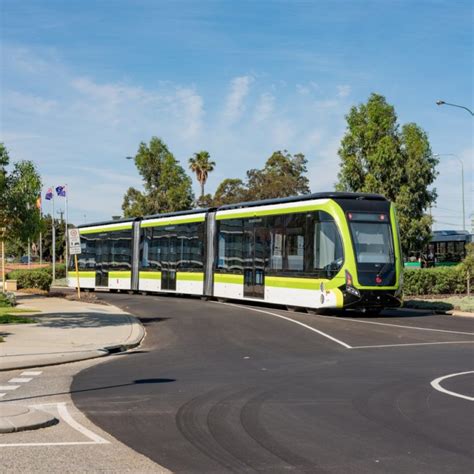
xmin=0 ymin=0 xmax=472 ymax=230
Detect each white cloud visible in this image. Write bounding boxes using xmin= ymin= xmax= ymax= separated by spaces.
xmin=223 ymin=75 xmax=253 ymax=122
xmin=253 ymin=92 xmax=275 ymax=123
xmin=4 ymin=91 xmax=57 ymax=115
xmin=336 ymin=84 xmax=351 ymax=98
xmin=174 ymin=87 xmax=204 ymax=140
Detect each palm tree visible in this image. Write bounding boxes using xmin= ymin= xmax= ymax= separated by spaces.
xmin=188 ymin=151 xmax=216 ymax=201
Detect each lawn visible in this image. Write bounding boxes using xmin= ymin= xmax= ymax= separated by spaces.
xmin=0 ymin=306 xmax=39 ymax=324
xmin=403 ymin=295 xmax=474 ymax=313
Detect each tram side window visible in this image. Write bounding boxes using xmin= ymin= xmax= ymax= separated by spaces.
xmin=285 ymin=213 xmax=307 ymax=272
xmin=140 ymin=227 xmax=165 ymax=271
xmin=108 ymin=230 xmax=133 ymax=270
xmin=76 ymin=234 xmax=97 ymax=270
xmin=177 ymin=223 xmax=205 ymax=271
xmin=217 ymin=219 xmax=244 ymax=272
xmin=313 ymin=213 xmax=343 ymax=278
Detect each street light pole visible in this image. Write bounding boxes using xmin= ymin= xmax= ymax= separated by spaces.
xmin=434 ymin=154 xmax=466 ymax=231
xmin=436 ymin=100 xmax=474 ymax=116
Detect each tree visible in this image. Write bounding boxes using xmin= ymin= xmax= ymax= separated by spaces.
xmin=462 ymin=243 xmax=474 ymax=296
xmin=122 ymin=137 xmax=194 ymax=217
xmin=246 ymin=150 xmax=310 ymax=200
xmin=213 ymin=178 xmax=248 ymax=206
xmin=212 ymin=150 xmax=310 ymax=206
xmin=336 ymin=93 xmax=438 ymax=255
xmin=188 ymin=151 xmax=216 ymax=204
xmin=40 ymin=214 xmax=67 ymax=262
xmin=0 ymin=144 xmax=42 ymax=249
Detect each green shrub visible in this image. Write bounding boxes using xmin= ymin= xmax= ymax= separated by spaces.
xmin=0 ymin=292 xmax=16 ymax=307
xmin=43 ymin=264 xmax=66 ymax=279
xmin=403 ymin=266 xmax=467 ymax=296
xmin=6 ymin=269 xmax=52 ymax=291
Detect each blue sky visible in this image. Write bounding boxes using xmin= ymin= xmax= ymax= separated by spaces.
xmin=1 ymin=0 xmax=472 ymax=229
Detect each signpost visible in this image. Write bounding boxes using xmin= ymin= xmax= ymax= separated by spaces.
xmin=68 ymin=228 xmax=81 ymax=299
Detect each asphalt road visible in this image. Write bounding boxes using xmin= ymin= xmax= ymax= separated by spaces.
xmin=71 ymin=293 xmax=474 ymax=473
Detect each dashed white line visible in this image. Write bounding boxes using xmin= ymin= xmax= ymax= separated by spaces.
xmin=217 ymin=302 xmax=352 ymax=349
xmin=21 ymin=371 xmax=42 ymax=376
xmin=8 ymin=377 xmax=33 ymax=383
xmin=431 ymin=371 xmax=474 ymax=402
xmin=0 ymin=385 xmax=20 ymax=391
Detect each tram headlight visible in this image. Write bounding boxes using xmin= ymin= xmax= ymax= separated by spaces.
xmin=345 ymin=269 xmax=360 ymax=297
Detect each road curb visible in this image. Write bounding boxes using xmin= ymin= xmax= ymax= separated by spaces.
xmin=0 ymin=404 xmax=59 ymax=433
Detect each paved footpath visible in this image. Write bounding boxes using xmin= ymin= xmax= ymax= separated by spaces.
xmin=0 ymin=293 xmax=144 ymax=371
xmin=0 ymin=293 xmax=169 ymax=472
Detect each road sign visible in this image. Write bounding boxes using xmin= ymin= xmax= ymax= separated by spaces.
xmin=68 ymin=228 xmax=82 ymax=255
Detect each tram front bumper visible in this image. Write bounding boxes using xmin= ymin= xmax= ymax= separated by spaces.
xmin=342 ymin=287 xmax=402 ymax=309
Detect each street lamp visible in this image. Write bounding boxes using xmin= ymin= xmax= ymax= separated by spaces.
xmin=436 ymin=100 xmax=474 ymax=116
xmin=434 ymin=153 xmax=466 ymax=231
xmin=125 ymin=156 xmax=134 ymax=160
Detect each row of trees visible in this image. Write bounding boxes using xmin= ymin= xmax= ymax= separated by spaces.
xmin=122 ymin=93 xmax=437 ymax=255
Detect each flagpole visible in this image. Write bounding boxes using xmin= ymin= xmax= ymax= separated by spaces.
xmin=39 ymin=201 xmax=43 ymax=265
xmin=65 ymin=184 xmax=69 ymax=280
xmin=52 ymin=188 xmax=56 ymax=284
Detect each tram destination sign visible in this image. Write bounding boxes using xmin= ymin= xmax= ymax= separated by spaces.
xmin=68 ymin=228 xmax=82 ymax=255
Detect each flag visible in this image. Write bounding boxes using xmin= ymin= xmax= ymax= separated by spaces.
xmin=55 ymin=185 xmax=66 ymax=197
xmin=36 ymin=196 xmax=42 ymax=210
xmin=45 ymin=188 xmax=53 ymax=200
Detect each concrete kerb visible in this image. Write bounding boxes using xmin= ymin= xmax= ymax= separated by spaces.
xmin=0 ymin=301 xmax=146 ymax=372
xmin=0 ymin=404 xmax=59 ymax=433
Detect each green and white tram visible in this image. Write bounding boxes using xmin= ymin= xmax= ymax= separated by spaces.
xmin=69 ymin=192 xmax=403 ymax=312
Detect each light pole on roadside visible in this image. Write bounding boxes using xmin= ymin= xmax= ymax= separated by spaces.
xmin=436 ymin=100 xmax=474 ymax=116
xmin=434 ymin=154 xmax=466 ymax=231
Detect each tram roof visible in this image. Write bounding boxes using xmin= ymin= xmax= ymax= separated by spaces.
xmin=77 ymin=192 xmax=386 ymax=228
xmin=216 ymin=192 xmax=387 ymax=211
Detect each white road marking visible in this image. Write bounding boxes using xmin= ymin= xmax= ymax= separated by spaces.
xmin=315 ymin=313 xmax=474 ymax=336
xmin=217 ymin=302 xmax=352 ymax=349
xmin=431 ymin=371 xmax=474 ymax=402
xmin=21 ymin=371 xmax=42 ymax=376
xmin=8 ymin=377 xmax=33 ymax=383
xmin=0 ymin=402 xmax=110 ymax=447
xmin=0 ymin=385 xmax=20 ymax=390
xmin=352 ymin=341 xmax=474 ymax=349
xmin=0 ymin=393 xmax=6 ymax=398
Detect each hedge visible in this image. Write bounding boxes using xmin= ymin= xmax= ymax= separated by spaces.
xmin=43 ymin=264 xmax=67 ymax=279
xmin=403 ymin=266 xmax=467 ymax=296
xmin=6 ymin=268 xmax=52 ymax=291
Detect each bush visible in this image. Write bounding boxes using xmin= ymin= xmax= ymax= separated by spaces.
xmin=43 ymin=264 xmax=67 ymax=279
xmin=0 ymin=292 xmax=16 ymax=307
xmin=403 ymin=266 xmax=467 ymax=296
xmin=6 ymin=268 xmax=52 ymax=291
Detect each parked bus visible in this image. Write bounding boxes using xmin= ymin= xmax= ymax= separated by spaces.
xmin=69 ymin=192 xmax=403 ymax=313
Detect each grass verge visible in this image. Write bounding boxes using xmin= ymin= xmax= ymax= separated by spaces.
xmin=403 ymin=295 xmax=473 ymax=313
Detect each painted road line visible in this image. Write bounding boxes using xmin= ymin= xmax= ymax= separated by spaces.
xmin=351 ymin=341 xmax=474 ymax=349
xmin=0 ymin=402 xmax=110 ymax=447
xmin=431 ymin=371 xmax=474 ymax=402
xmin=8 ymin=377 xmax=33 ymax=383
xmin=0 ymin=385 xmax=20 ymax=391
xmin=315 ymin=314 xmax=474 ymax=336
xmin=21 ymin=371 xmax=42 ymax=376
xmin=0 ymin=393 xmax=6 ymax=398
xmin=217 ymin=302 xmax=352 ymax=349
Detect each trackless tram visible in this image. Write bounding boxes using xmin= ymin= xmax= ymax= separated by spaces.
xmin=69 ymin=192 xmax=403 ymax=312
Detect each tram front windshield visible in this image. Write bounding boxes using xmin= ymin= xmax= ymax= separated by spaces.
xmin=348 ymin=214 xmax=394 ymax=264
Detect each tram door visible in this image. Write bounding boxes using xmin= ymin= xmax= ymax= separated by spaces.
xmin=95 ymin=235 xmax=109 ymax=287
xmin=160 ymin=229 xmax=177 ymax=291
xmin=243 ymin=220 xmax=268 ymax=299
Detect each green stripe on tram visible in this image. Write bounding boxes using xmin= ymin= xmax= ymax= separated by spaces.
xmin=109 ymin=271 xmax=131 ymax=279
xmin=214 ymin=273 xmax=244 ymax=284
xmin=77 ymin=271 xmax=95 ymax=278
xmin=139 ymin=271 xmax=162 ymax=280
xmin=265 ymin=276 xmax=323 ymax=290
xmin=216 ymin=202 xmax=328 ymax=220
xmin=177 ymin=272 xmax=204 ymax=281
xmin=80 ymin=224 xmax=133 ymax=234
xmin=141 ymin=216 xmax=205 ymax=228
